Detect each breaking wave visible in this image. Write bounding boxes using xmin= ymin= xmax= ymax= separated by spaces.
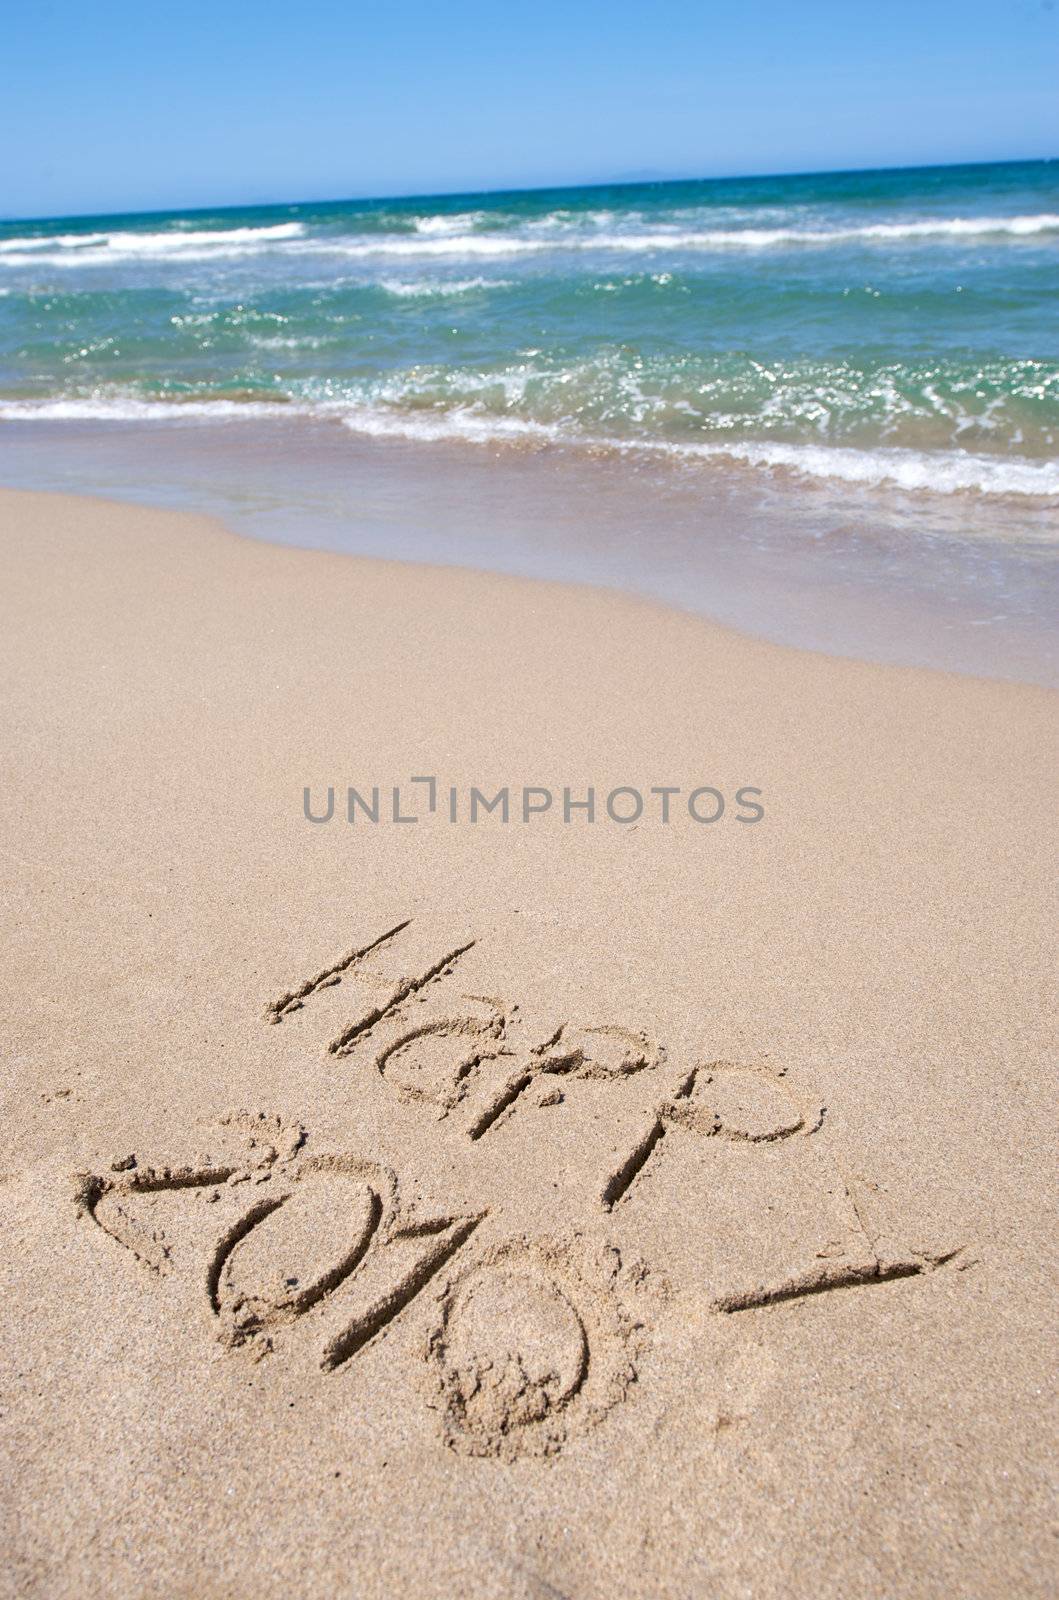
xmin=3 ymin=391 xmax=1056 ymax=498
xmin=2 ymin=212 xmax=1057 ymax=269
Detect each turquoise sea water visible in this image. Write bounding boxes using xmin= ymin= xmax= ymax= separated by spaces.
xmin=2 ymin=161 xmax=1058 ymax=502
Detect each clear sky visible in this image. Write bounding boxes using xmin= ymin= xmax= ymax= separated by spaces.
xmin=2 ymin=0 xmax=1057 ymax=219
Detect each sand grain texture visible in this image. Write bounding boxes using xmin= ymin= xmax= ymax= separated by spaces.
xmin=0 ymin=489 xmax=1055 ymax=1598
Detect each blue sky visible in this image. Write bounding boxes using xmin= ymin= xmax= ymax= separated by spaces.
xmin=2 ymin=0 xmax=1057 ymax=218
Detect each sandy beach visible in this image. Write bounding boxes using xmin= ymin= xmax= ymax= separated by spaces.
xmin=0 ymin=486 xmax=1055 ymax=1596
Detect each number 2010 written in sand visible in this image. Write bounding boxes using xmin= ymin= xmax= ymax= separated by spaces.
xmin=75 ymin=916 xmax=967 ymax=1462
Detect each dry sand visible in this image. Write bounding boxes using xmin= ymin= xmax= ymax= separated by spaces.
xmin=0 ymin=487 xmax=1055 ymax=1598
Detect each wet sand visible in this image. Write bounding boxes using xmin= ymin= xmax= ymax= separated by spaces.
xmin=1 ymin=418 xmax=1056 ymax=685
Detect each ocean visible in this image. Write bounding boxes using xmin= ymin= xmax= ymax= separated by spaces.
xmin=1 ymin=160 xmax=1057 ymax=678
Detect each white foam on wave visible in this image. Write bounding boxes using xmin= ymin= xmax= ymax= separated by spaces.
xmin=0 ymin=222 xmax=305 ymax=267
xmin=0 ymin=396 xmax=296 ymax=422
xmin=314 ymin=234 xmax=542 ymax=259
xmin=3 ymin=212 xmax=1055 ymax=269
xmin=411 ymin=211 xmax=487 ymax=235
xmin=686 ymin=438 xmax=1059 ymax=496
xmin=324 ymin=409 xmax=1059 ymax=495
xmin=4 ymin=393 xmax=1057 ymax=498
xmin=378 ymin=276 xmax=512 ymax=297
xmin=329 ymin=404 xmax=554 ymax=445
xmin=597 ymin=214 xmax=1059 ymax=251
xmin=273 ymin=217 xmax=1059 ymax=261
xmin=278 ymin=210 xmax=1059 ymax=257
xmin=0 ymin=231 xmax=111 ymax=252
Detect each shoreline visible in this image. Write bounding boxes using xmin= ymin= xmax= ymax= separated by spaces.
xmin=3 ymin=464 xmax=1056 ymax=692
xmin=2 ymin=419 xmax=1056 ymax=687
xmin=5 ymin=396 xmax=1059 ymax=499
xmin=1 ymin=485 xmax=1055 ymax=1596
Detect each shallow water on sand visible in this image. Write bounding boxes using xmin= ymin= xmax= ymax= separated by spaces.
xmin=2 ymin=416 xmax=1055 ymax=686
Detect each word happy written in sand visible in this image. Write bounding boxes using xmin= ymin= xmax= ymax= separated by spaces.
xmin=75 ymin=917 xmax=965 ymax=1462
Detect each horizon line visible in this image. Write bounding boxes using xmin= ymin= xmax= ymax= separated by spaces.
xmin=2 ymin=153 xmax=1054 ymax=228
